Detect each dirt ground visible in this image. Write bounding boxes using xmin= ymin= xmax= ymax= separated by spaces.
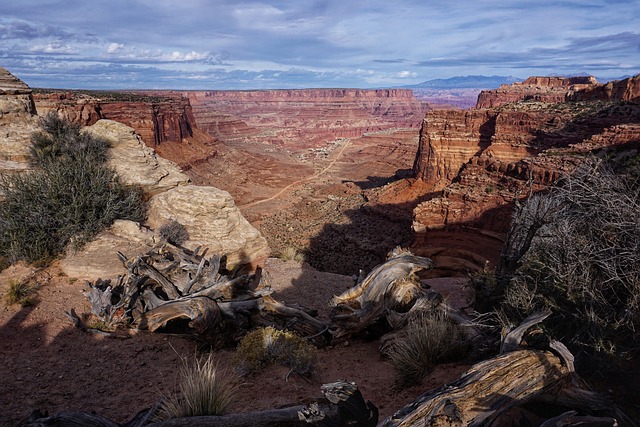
xmin=0 ymin=258 xmax=472 ymax=426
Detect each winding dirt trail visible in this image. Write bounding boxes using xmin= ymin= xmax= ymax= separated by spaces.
xmin=240 ymin=139 xmax=352 ymax=209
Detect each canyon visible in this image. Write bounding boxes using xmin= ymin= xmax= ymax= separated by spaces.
xmin=30 ymin=75 xmax=640 ymax=278
xmin=2 ymin=66 xmax=640 ymax=425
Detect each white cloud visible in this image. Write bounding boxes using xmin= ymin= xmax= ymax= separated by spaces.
xmin=107 ymin=43 xmax=124 ymax=54
xmin=29 ymin=42 xmax=77 ymax=54
xmin=396 ymin=70 xmax=417 ymax=78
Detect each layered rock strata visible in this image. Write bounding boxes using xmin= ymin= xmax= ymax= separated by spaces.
xmin=33 ymin=91 xmax=202 ymax=148
xmin=405 ymin=75 xmax=640 ymax=275
xmin=185 ymin=89 xmax=430 ymax=148
xmin=0 ymin=67 xmax=38 ymax=174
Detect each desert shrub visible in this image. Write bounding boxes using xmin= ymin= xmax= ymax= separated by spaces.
xmin=156 ymin=353 xmax=238 ymax=420
xmin=233 ymin=326 xmax=317 ymax=377
xmin=158 ymin=219 xmax=189 ymax=246
xmin=0 ymin=117 xmax=145 ymax=264
xmin=29 ymin=112 xmax=109 ymax=166
xmin=387 ymin=312 xmax=469 ymax=386
xmin=498 ymin=160 xmax=640 ymax=367
xmin=276 ymin=246 xmax=304 ymax=262
xmin=5 ymin=280 xmax=37 ymax=307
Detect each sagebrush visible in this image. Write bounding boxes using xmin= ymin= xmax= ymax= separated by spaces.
xmin=0 ymin=114 xmax=145 ymax=264
xmin=233 ymin=326 xmax=317 ymax=377
xmin=158 ymin=219 xmax=189 ymax=246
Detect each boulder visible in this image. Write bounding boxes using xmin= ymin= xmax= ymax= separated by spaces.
xmin=59 ymin=220 xmax=159 ymax=280
xmin=146 ymin=185 xmax=270 ymax=269
xmin=0 ymin=67 xmax=38 ymax=175
xmin=85 ymin=119 xmax=190 ymax=195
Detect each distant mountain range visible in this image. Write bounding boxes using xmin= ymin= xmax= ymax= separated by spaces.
xmin=398 ymin=75 xmax=523 ymax=90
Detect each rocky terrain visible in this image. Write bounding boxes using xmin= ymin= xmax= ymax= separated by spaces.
xmin=401 ymin=75 xmax=640 ymax=275
xmin=2 ymin=66 xmax=640 ymax=424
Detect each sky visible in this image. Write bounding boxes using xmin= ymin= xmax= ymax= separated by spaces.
xmin=1 ymin=0 xmax=639 ymax=90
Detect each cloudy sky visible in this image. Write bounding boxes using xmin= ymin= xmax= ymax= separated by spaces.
xmin=1 ymin=0 xmax=638 ymax=89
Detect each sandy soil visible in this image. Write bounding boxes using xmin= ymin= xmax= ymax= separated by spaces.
xmin=0 ymin=258 xmax=471 ymax=426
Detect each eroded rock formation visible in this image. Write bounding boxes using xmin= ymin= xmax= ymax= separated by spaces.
xmin=403 ymin=75 xmax=640 ymax=275
xmin=476 ymin=76 xmax=599 ymax=108
xmin=33 ymin=90 xmax=205 ymax=148
xmin=85 ymin=120 xmax=190 ymax=196
xmin=0 ymin=67 xmax=38 ymax=175
xmin=146 ymin=185 xmax=270 ymax=268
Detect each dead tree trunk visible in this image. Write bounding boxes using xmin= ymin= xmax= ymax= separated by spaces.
xmin=19 ymin=382 xmax=377 ymax=427
xmin=379 ymin=349 xmax=571 ymax=426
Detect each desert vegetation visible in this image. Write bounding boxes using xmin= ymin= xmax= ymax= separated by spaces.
xmin=155 ymin=353 xmax=238 ymax=420
xmin=482 ymin=157 xmax=640 ymax=368
xmin=0 ymin=113 xmax=145 ymax=265
xmin=386 ymin=312 xmax=469 ymax=386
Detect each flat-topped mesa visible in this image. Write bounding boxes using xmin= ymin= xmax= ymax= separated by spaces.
xmin=476 ymin=76 xmax=600 ymax=108
xmin=33 ymin=91 xmax=200 ymax=148
xmin=186 ymin=88 xmax=430 ymax=148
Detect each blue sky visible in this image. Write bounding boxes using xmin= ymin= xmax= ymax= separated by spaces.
xmin=1 ymin=0 xmax=638 ymax=89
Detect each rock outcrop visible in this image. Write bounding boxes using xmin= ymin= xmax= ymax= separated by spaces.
xmin=146 ymin=185 xmax=270 ymax=268
xmin=85 ymin=120 xmax=190 ymax=195
xmin=405 ymin=75 xmax=640 ymax=275
xmin=33 ymin=90 xmax=203 ymax=148
xmin=186 ymin=89 xmax=430 ymax=148
xmin=0 ymin=67 xmax=38 ymax=175
xmin=476 ymin=76 xmax=599 ymax=108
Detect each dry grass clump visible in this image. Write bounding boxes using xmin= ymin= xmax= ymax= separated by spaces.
xmin=158 ymin=219 xmax=189 ymax=246
xmin=233 ymin=326 xmax=317 ymax=377
xmin=156 ymin=353 xmax=238 ymax=420
xmin=276 ymin=246 xmax=304 ymax=262
xmin=387 ymin=312 xmax=469 ymax=386
xmin=5 ymin=280 xmax=38 ymax=307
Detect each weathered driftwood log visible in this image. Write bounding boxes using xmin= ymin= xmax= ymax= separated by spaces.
xmin=329 ymin=248 xmax=436 ymax=340
xmin=380 ymin=349 xmax=571 ymax=426
xmin=82 ymin=245 xmax=330 ymax=346
xmin=20 ymin=382 xmax=377 ymax=427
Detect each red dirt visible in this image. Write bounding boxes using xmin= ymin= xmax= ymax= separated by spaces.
xmin=0 ymin=259 xmax=471 ymax=426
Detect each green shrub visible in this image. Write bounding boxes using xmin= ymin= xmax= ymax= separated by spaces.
xmin=158 ymin=220 xmax=189 ymax=246
xmin=156 ymin=354 xmax=238 ymax=420
xmin=387 ymin=312 xmax=469 ymax=386
xmin=0 ymin=116 xmax=145 ymax=264
xmin=29 ymin=112 xmax=109 ymax=166
xmin=233 ymin=326 xmax=317 ymax=377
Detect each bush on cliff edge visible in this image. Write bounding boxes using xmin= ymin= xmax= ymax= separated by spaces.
xmin=0 ymin=113 xmax=145 ymax=265
xmin=496 ymin=158 xmax=640 ymax=368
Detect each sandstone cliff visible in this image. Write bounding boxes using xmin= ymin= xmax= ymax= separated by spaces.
xmin=33 ymin=90 xmax=204 ymax=148
xmin=185 ymin=88 xmax=430 ymax=148
xmin=404 ymin=75 xmax=640 ymax=275
xmin=0 ymin=67 xmax=38 ymax=175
